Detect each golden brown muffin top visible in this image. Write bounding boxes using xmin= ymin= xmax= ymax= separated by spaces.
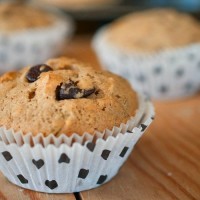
xmin=0 ymin=57 xmax=138 ymax=137
xmin=0 ymin=3 xmax=55 ymax=32
xmin=105 ymin=9 xmax=200 ymax=53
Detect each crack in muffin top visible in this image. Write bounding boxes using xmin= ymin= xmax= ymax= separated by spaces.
xmin=0 ymin=57 xmax=138 ymax=136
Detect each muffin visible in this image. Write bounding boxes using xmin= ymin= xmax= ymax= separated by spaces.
xmin=93 ymin=9 xmax=200 ymax=100
xmin=0 ymin=57 xmax=154 ymax=193
xmin=0 ymin=3 xmax=74 ymax=73
xmin=37 ymin=0 xmax=121 ymax=9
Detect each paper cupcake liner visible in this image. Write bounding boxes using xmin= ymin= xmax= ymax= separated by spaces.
xmin=93 ymin=26 xmax=200 ymax=100
xmin=0 ymin=6 xmax=74 ymax=74
xmin=0 ymin=95 xmax=154 ymax=193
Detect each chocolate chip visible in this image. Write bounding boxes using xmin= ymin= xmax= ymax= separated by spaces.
xmin=56 ymin=80 xmax=95 ymax=100
xmin=26 ymin=64 xmax=53 ymax=83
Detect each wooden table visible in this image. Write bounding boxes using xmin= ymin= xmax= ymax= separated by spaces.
xmin=0 ymin=36 xmax=200 ymax=200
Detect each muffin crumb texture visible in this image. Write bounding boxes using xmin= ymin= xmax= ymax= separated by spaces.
xmin=0 ymin=3 xmax=55 ymax=32
xmin=106 ymin=9 xmax=200 ymax=52
xmin=0 ymin=57 xmax=138 ymax=136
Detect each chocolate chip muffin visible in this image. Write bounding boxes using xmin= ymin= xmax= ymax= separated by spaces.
xmin=0 ymin=3 xmax=73 ymax=73
xmin=93 ymin=9 xmax=200 ymax=100
xmin=0 ymin=57 xmax=139 ymax=136
xmin=104 ymin=9 xmax=200 ymax=53
xmin=0 ymin=3 xmax=55 ymax=33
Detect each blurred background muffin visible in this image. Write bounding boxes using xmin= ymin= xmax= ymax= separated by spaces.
xmin=36 ymin=0 xmax=122 ymax=9
xmin=93 ymin=9 xmax=200 ymax=100
xmin=0 ymin=2 xmax=74 ymax=73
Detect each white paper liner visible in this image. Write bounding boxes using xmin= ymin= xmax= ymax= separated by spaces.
xmin=0 ymin=95 xmax=154 ymax=193
xmin=0 ymin=6 xmax=74 ymax=74
xmin=93 ymin=26 xmax=200 ymax=100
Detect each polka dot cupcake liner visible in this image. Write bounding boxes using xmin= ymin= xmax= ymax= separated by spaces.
xmin=93 ymin=27 xmax=200 ymax=100
xmin=0 ymin=6 xmax=74 ymax=74
xmin=0 ymin=95 xmax=154 ymax=193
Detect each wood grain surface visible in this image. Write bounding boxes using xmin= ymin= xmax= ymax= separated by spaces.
xmin=0 ymin=173 xmax=75 ymax=200
xmin=0 ymin=36 xmax=199 ymax=200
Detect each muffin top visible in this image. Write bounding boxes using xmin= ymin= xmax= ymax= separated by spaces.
xmin=105 ymin=9 xmax=200 ymax=53
xmin=0 ymin=57 xmax=138 ymax=137
xmin=0 ymin=3 xmax=55 ymax=33
xmin=39 ymin=0 xmax=119 ymax=9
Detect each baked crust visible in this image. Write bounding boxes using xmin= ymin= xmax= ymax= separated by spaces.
xmin=105 ymin=9 xmax=200 ymax=52
xmin=0 ymin=57 xmax=138 ymax=136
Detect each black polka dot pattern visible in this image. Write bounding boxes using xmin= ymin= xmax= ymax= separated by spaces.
xmin=188 ymin=53 xmax=195 ymax=60
xmin=78 ymin=169 xmax=89 ymax=179
xmin=141 ymin=124 xmax=147 ymax=132
xmin=101 ymin=150 xmax=111 ymax=160
xmin=185 ymin=82 xmax=193 ymax=90
xmin=45 ymin=180 xmax=58 ymax=190
xmin=32 ymin=159 xmax=44 ymax=169
xmin=159 ymin=85 xmax=168 ymax=93
xmin=0 ymin=115 xmax=152 ymax=192
xmin=17 ymin=174 xmax=28 ymax=184
xmin=136 ymin=74 xmax=146 ymax=83
xmin=176 ymin=68 xmax=184 ymax=77
xmin=58 ymin=153 xmax=70 ymax=164
xmin=86 ymin=142 xmax=96 ymax=152
xmin=2 ymin=151 xmax=13 ymax=161
xmin=153 ymin=66 xmax=162 ymax=75
xmin=119 ymin=147 xmax=129 ymax=158
xmin=151 ymin=116 xmax=155 ymax=120
xmin=127 ymin=130 xmax=133 ymax=133
xmin=97 ymin=175 xmax=107 ymax=185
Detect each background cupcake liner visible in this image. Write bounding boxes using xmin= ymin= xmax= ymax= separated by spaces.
xmin=0 ymin=96 xmax=154 ymax=193
xmin=93 ymin=27 xmax=200 ymax=100
xmin=0 ymin=6 xmax=74 ymax=74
